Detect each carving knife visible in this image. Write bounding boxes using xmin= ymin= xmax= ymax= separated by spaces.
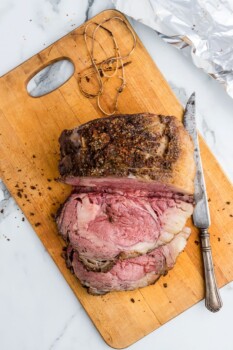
xmin=183 ymin=92 xmax=222 ymax=312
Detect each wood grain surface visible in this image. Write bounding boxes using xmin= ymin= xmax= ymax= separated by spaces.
xmin=0 ymin=10 xmax=233 ymax=349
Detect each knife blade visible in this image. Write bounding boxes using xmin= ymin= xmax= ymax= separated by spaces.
xmin=183 ymin=93 xmax=222 ymax=312
xmin=183 ymin=93 xmax=211 ymax=229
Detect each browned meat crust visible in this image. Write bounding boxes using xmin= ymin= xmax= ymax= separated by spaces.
xmin=58 ymin=113 xmax=195 ymax=194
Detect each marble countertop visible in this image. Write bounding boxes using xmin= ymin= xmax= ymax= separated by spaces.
xmin=0 ymin=1 xmax=233 ymax=349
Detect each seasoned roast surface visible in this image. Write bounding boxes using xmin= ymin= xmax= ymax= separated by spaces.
xmin=59 ymin=114 xmax=195 ymax=194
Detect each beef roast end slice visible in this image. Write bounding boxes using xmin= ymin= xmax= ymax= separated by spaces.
xmin=58 ymin=114 xmax=195 ymax=195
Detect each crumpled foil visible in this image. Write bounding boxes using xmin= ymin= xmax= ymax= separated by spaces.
xmin=112 ymin=0 xmax=233 ymax=98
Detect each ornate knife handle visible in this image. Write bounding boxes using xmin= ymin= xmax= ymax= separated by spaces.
xmin=200 ymin=229 xmax=223 ymax=312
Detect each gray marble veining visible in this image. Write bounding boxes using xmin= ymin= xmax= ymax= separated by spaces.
xmin=47 ymin=0 xmax=61 ymax=13
xmin=168 ymin=81 xmax=188 ymax=106
xmin=0 ymin=180 xmax=17 ymax=223
xmin=85 ymin=0 xmax=95 ymax=22
xmin=201 ymin=118 xmax=216 ymax=148
xmin=49 ymin=313 xmax=78 ymax=350
xmin=27 ymin=59 xmax=74 ymax=97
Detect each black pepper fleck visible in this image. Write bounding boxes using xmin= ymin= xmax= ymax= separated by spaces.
xmin=163 ymin=283 xmax=168 ymax=288
xmin=17 ymin=191 xmax=22 ymax=198
xmin=130 ymin=298 xmax=135 ymax=303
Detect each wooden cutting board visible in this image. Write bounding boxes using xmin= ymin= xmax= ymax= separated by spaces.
xmin=0 ymin=10 xmax=233 ymax=349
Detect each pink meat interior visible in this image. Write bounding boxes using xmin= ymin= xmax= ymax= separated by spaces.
xmin=57 ymin=191 xmax=193 ymax=262
xmin=66 ymin=228 xmax=190 ymax=294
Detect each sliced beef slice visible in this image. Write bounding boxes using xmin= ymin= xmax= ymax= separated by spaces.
xmin=66 ymin=229 xmax=190 ymax=295
xmin=56 ymin=191 xmax=193 ymax=272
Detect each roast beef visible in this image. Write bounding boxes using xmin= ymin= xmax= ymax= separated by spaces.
xmin=56 ymin=113 xmax=195 ymax=293
xmin=58 ymin=114 xmax=195 ymax=194
xmin=66 ymin=229 xmax=191 ymax=295
xmin=57 ymin=191 xmax=193 ymax=272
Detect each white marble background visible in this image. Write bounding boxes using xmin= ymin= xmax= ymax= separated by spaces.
xmin=0 ymin=1 xmax=233 ymax=350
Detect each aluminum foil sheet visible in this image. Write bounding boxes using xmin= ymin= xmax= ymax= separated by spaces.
xmin=112 ymin=0 xmax=233 ymax=98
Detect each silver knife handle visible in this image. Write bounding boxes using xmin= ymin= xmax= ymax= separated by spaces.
xmin=200 ymin=228 xmax=223 ymax=312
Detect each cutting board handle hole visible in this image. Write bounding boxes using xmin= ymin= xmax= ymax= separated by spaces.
xmin=26 ymin=58 xmax=75 ymax=97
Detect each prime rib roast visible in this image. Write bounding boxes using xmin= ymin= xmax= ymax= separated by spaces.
xmin=56 ymin=113 xmax=195 ymax=294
